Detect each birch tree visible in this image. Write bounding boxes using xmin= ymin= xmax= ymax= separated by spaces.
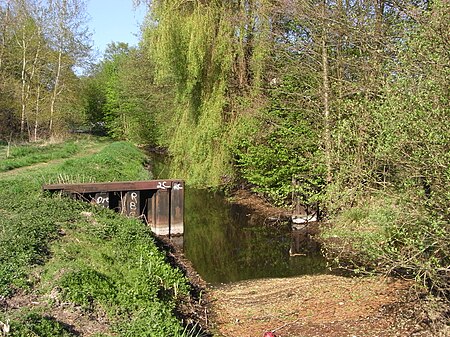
xmin=10 ymin=0 xmax=42 ymax=135
xmin=46 ymin=0 xmax=90 ymax=136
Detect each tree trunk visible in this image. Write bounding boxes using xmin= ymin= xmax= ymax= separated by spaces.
xmin=33 ymin=81 xmax=41 ymax=142
xmin=321 ymin=0 xmax=332 ymax=184
xmin=49 ymin=49 xmax=62 ymax=136
xmin=20 ymin=30 xmax=27 ymax=135
xmin=27 ymin=31 xmax=41 ymax=140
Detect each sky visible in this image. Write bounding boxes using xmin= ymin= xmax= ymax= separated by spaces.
xmin=86 ymin=0 xmax=147 ymax=60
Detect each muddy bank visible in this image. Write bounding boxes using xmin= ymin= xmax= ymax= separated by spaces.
xmin=153 ymin=235 xmax=211 ymax=334
xmin=227 ymin=189 xmax=292 ymax=221
xmin=158 ymin=233 xmax=441 ymax=337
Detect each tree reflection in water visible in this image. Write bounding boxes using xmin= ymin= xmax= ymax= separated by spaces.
xmin=182 ymin=188 xmax=327 ymax=284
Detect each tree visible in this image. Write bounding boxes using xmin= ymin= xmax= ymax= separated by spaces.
xmin=46 ymin=0 xmax=91 ymax=136
xmin=82 ymin=42 xmax=168 ymax=144
xmin=0 ymin=0 xmax=91 ymax=140
xmin=0 ymin=2 xmax=20 ymax=138
xmin=140 ymin=0 xmax=274 ymax=186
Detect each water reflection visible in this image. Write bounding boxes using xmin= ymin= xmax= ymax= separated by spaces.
xmin=147 ymin=152 xmax=327 ymax=284
xmin=182 ymin=188 xmax=327 ymax=284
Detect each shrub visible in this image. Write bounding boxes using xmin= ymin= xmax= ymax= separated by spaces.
xmin=321 ymin=196 xmax=449 ymax=298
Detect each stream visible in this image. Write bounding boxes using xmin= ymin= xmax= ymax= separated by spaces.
xmin=149 ymin=153 xmax=328 ymax=284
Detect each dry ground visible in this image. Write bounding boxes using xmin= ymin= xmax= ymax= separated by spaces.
xmin=207 ymin=274 xmax=443 ymax=337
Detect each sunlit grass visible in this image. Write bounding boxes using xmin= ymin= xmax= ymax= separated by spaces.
xmin=0 ymin=138 xmax=97 ymax=172
xmin=0 ymin=140 xmax=195 ymax=337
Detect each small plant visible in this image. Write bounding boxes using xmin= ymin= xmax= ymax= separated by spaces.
xmin=60 ymin=269 xmax=118 ymax=310
xmin=8 ymin=312 xmax=77 ymax=337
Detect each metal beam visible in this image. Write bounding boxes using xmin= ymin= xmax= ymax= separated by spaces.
xmin=43 ymin=180 xmax=180 ymax=193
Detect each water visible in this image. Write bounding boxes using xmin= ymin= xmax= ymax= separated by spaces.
xmin=148 ymin=152 xmax=328 ymax=284
xmin=183 ymin=188 xmax=327 ymax=284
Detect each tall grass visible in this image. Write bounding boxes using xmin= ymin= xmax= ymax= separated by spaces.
xmin=320 ymin=196 xmax=449 ymax=298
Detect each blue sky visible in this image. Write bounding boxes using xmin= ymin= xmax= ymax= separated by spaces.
xmin=86 ymin=0 xmax=147 ymax=59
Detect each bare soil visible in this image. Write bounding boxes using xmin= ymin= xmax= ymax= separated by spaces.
xmin=207 ymin=275 xmax=436 ymax=337
xmin=3 ymin=287 xmax=112 ymax=336
xmin=162 ymin=234 xmax=448 ymax=337
xmin=228 ymin=189 xmax=292 ymax=221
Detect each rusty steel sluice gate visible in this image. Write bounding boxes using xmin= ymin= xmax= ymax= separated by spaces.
xmin=43 ymin=180 xmax=184 ymax=236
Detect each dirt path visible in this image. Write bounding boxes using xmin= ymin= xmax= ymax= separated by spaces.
xmin=207 ymin=275 xmax=432 ymax=337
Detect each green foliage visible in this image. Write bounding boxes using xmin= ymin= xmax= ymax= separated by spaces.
xmin=0 ymin=139 xmax=192 ymax=336
xmin=82 ymin=73 xmax=107 ymax=134
xmin=234 ymin=73 xmax=325 ymax=206
xmin=60 ymin=268 xmax=118 ymax=309
xmin=55 ymin=141 xmax=150 ymax=182
xmin=0 ymin=186 xmax=86 ymax=296
xmin=45 ymin=199 xmax=189 ymax=336
xmin=8 ymin=312 xmax=77 ymax=337
xmin=321 ymin=0 xmax=450 ymax=297
xmin=0 ymin=0 xmax=90 ymax=140
xmin=83 ymin=43 xmax=164 ymax=144
xmin=145 ymin=0 xmax=272 ymax=187
xmin=321 ymin=196 xmax=449 ymax=296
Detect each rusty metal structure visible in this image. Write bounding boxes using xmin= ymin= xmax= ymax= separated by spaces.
xmin=43 ymin=180 xmax=184 ymax=236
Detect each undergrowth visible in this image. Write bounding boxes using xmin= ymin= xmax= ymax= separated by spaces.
xmin=0 ymin=140 xmax=195 ymax=336
xmin=320 ymin=196 xmax=449 ymax=298
xmin=8 ymin=312 xmax=78 ymax=337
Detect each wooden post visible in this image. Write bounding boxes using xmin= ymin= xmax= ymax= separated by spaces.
xmin=121 ymin=191 xmax=140 ymax=217
xmin=93 ymin=192 xmax=110 ymax=208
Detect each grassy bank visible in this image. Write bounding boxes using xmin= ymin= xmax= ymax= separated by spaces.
xmin=0 ymin=140 xmax=195 ymax=336
xmin=0 ymin=137 xmax=104 ymax=172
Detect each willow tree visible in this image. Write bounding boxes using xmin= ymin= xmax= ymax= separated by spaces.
xmin=143 ymin=0 xmax=272 ymax=186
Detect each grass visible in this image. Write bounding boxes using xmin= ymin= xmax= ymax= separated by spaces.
xmin=8 ymin=312 xmax=78 ymax=337
xmin=319 ymin=198 xmax=394 ymax=271
xmin=0 ymin=139 xmax=196 ymax=337
xmin=0 ymin=141 xmax=78 ymax=172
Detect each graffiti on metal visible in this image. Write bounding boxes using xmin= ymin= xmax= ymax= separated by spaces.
xmin=43 ymin=180 xmax=184 ymax=236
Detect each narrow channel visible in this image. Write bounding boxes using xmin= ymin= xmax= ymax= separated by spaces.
xmin=149 ymin=152 xmax=328 ymax=284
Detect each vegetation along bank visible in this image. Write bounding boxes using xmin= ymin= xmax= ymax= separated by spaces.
xmin=0 ymin=140 xmax=203 ymax=336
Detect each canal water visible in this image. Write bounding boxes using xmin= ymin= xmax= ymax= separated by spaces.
xmin=149 ymin=154 xmax=328 ymax=284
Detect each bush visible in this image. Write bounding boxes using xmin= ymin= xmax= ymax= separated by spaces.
xmin=233 ymin=74 xmax=325 ymax=206
xmin=321 ymin=196 xmax=449 ymax=298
